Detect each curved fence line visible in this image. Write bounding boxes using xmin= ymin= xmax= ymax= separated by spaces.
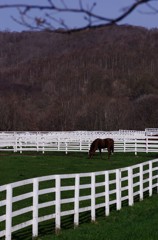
xmin=0 ymin=130 xmax=158 ymax=154
xmin=0 ymin=158 xmax=158 ymax=240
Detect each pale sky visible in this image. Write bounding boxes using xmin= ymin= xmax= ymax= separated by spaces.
xmin=0 ymin=0 xmax=158 ymax=32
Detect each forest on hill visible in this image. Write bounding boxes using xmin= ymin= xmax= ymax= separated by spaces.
xmin=0 ymin=24 xmax=158 ymax=131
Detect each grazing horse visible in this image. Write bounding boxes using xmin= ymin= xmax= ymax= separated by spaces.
xmin=89 ymin=138 xmax=114 ymax=159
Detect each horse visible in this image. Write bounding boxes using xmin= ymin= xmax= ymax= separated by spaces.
xmin=89 ymin=138 xmax=114 ymax=159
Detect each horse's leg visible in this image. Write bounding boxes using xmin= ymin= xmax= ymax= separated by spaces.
xmin=99 ymin=148 xmax=102 ymax=159
xmin=89 ymin=150 xmax=95 ymax=159
xmin=91 ymin=152 xmax=95 ymax=159
xmin=111 ymin=144 xmax=114 ymax=155
xmin=108 ymin=147 xmax=111 ymax=159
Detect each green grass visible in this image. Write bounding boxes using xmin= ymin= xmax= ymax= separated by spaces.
xmin=41 ymin=194 xmax=158 ymax=240
xmin=0 ymin=151 xmax=158 ymax=240
xmin=0 ymin=151 xmax=157 ymax=185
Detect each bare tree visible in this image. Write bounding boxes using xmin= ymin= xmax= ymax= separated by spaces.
xmin=0 ymin=0 xmax=157 ymax=32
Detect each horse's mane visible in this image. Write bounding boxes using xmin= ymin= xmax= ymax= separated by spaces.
xmin=90 ymin=138 xmax=99 ymax=151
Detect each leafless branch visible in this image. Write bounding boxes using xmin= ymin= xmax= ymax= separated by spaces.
xmin=0 ymin=0 xmax=156 ymax=32
xmin=140 ymin=1 xmax=158 ymax=14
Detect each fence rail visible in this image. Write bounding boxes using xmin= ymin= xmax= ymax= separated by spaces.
xmin=0 ymin=130 xmax=158 ymax=154
xmin=0 ymin=158 xmax=158 ymax=240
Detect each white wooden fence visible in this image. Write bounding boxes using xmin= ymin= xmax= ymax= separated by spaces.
xmin=0 ymin=159 xmax=158 ymax=240
xmin=0 ymin=130 xmax=158 ymax=154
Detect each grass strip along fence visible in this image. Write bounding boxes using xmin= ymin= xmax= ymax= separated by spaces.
xmin=0 ymin=158 xmax=158 ymax=240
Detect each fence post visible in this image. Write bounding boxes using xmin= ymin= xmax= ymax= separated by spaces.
xmin=42 ymin=141 xmax=45 ymax=154
xmin=149 ymin=161 xmax=153 ymax=196
xmin=157 ymin=160 xmax=158 ymax=193
xmin=33 ymin=178 xmax=39 ymax=238
xmin=146 ymin=137 xmax=148 ymax=153
xmin=19 ymin=137 xmax=22 ymax=154
xmin=74 ymin=174 xmax=80 ymax=228
xmin=36 ymin=133 xmax=39 ymax=152
xmin=128 ymin=167 xmax=133 ymax=206
xmin=91 ymin=172 xmax=96 ymax=222
xmin=116 ymin=169 xmax=121 ymax=210
xmin=55 ymin=175 xmax=61 ymax=234
xmin=79 ymin=138 xmax=82 ymax=152
xmin=14 ymin=132 xmax=17 ymax=153
xmin=105 ymin=171 xmax=110 ymax=216
xmin=139 ymin=164 xmax=143 ymax=200
xmin=65 ymin=139 xmax=68 ymax=154
xmin=135 ymin=138 xmax=137 ymax=155
xmin=124 ymin=139 xmax=126 ymax=153
xmin=58 ymin=138 xmax=60 ymax=152
xmin=6 ymin=184 xmax=12 ymax=240
xmin=88 ymin=139 xmax=91 ymax=152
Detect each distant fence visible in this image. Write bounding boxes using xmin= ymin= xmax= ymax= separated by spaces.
xmin=0 ymin=130 xmax=158 ymax=154
xmin=0 ymin=159 xmax=158 ymax=240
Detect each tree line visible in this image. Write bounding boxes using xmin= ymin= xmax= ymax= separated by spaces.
xmin=0 ymin=24 xmax=158 ymax=131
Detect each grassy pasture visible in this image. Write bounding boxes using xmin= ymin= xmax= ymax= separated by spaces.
xmin=41 ymin=194 xmax=158 ymax=240
xmin=0 ymin=151 xmax=158 ymax=240
xmin=0 ymin=151 xmax=157 ymax=185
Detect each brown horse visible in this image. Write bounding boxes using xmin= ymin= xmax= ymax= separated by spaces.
xmin=89 ymin=138 xmax=114 ymax=159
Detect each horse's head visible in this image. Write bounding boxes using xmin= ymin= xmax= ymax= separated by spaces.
xmin=88 ymin=150 xmax=93 ymax=158
xmin=89 ymin=139 xmax=98 ymax=158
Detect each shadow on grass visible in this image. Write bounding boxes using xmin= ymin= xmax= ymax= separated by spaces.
xmin=11 ymin=189 xmax=158 ymax=240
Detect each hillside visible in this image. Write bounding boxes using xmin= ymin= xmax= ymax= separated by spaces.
xmin=0 ymin=25 xmax=158 ymax=131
